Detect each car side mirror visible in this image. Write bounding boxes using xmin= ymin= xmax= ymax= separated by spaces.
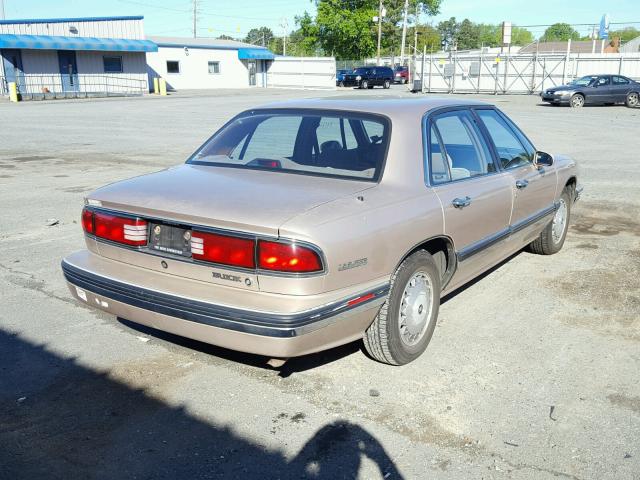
xmin=534 ymin=151 xmax=553 ymax=168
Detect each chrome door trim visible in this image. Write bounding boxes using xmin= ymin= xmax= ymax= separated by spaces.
xmin=456 ymin=202 xmax=559 ymax=262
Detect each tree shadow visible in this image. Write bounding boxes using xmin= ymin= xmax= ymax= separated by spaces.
xmin=0 ymin=328 xmax=403 ymax=479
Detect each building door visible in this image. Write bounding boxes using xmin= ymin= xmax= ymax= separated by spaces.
xmin=247 ymin=60 xmax=256 ymax=86
xmin=1 ymin=49 xmax=25 ymax=94
xmin=58 ymin=50 xmax=79 ymax=92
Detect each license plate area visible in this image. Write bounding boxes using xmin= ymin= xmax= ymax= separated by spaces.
xmin=149 ymin=223 xmax=192 ymax=257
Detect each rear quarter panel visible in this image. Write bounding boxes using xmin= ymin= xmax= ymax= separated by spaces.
xmin=277 ymin=185 xmax=444 ymax=294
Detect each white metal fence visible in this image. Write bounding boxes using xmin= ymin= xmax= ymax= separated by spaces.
xmin=410 ymin=52 xmax=640 ymax=94
xmin=267 ymin=57 xmax=336 ymax=90
xmin=1 ymin=74 xmax=148 ymax=99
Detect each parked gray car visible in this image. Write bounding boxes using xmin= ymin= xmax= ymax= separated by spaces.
xmin=62 ymin=98 xmax=581 ymax=365
xmin=541 ymin=74 xmax=640 ymax=107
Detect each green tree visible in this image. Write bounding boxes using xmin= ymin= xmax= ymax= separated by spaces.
xmin=541 ymin=23 xmax=580 ymax=42
xmin=244 ymin=27 xmax=274 ymax=47
xmin=216 ymin=34 xmax=237 ymax=41
xmin=412 ymin=24 xmax=441 ymax=53
xmin=511 ymin=26 xmax=534 ymax=45
xmin=456 ymin=18 xmax=480 ymax=50
xmin=296 ymin=0 xmax=441 ymax=60
xmin=608 ymin=27 xmax=640 ymax=43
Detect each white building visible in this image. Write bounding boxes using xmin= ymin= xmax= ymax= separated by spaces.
xmin=146 ymin=36 xmax=275 ymax=90
xmin=0 ymin=15 xmax=156 ymax=98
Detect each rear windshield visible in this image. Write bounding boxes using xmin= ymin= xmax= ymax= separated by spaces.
xmin=189 ymin=110 xmax=390 ymax=181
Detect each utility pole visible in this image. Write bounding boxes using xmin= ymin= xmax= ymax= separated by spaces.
xmin=0 ymin=0 xmax=5 ymax=20
xmin=192 ymin=0 xmax=198 ymax=38
xmin=280 ymin=18 xmax=288 ymax=56
xmin=376 ymin=0 xmax=383 ymax=66
xmin=400 ymin=0 xmax=409 ymax=65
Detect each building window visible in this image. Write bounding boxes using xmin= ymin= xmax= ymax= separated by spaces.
xmin=208 ymin=61 xmax=220 ymax=74
xmin=103 ymin=56 xmax=123 ymax=73
xmin=166 ymin=61 xmax=180 ymax=74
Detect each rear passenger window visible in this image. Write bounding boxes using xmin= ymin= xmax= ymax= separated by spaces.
xmin=429 ymin=126 xmax=451 ymax=184
xmin=431 ymin=111 xmax=493 ymax=181
xmin=476 ymin=109 xmax=532 ymax=169
xmin=613 ymin=76 xmax=629 ymax=85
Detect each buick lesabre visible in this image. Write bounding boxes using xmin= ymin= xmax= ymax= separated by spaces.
xmin=62 ymin=98 xmax=581 ymax=365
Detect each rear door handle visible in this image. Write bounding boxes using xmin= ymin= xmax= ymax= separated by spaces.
xmin=452 ymin=196 xmax=472 ymax=209
xmin=516 ymin=179 xmax=529 ymax=189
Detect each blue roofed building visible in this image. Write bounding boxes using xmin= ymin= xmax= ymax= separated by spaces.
xmin=145 ymin=36 xmax=275 ymax=90
xmin=0 ymin=16 xmax=157 ymax=99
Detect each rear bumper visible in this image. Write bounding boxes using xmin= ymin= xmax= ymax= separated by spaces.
xmin=62 ymin=253 xmax=388 ymax=357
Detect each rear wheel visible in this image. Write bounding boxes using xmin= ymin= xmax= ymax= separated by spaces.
xmin=570 ymin=93 xmax=585 ymax=108
xmin=383 ymin=79 xmax=391 ymax=89
xmin=626 ymin=91 xmax=639 ymax=108
xmin=363 ymin=250 xmax=441 ymax=365
xmin=528 ymin=187 xmax=572 ymax=255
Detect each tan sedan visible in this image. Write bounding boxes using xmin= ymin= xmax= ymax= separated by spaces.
xmin=62 ymin=98 xmax=581 ymax=365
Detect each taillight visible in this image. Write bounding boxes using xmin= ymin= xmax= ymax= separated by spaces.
xmin=81 ymin=208 xmax=94 ymax=234
xmin=92 ymin=211 xmax=148 ymax=246
xmin=258 ymin=240 xmax=322 ymax=273
xmin=191 ymin=231 xmax=255 ymax=269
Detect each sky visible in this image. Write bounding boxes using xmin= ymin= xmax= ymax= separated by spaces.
xmin=2 ymin=0 xmax=639 ymax=40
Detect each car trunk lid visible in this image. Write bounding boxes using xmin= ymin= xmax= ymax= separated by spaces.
xmin=89 ymin=164 xmax=374 ymax=235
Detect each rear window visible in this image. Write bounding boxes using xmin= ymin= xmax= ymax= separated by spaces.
xmin=189 ymin=110 xmax=390 ymax=181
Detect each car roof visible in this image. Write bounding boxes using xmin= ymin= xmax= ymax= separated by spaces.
xmin=253 ymin=97 xmax=494 ymax=121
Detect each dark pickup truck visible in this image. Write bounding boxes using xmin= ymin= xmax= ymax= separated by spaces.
xmin=342 ymin=66 xmax=394 ymax=89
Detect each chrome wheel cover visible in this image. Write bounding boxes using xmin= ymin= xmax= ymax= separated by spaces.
xmin=552 ymin=199 xmax=568 ymax=244
xmin=571 ymin=95 xmax=584 ymax=107
xmin=398 ymin=272 xmax=434 ymax=346
xmin=628 ymin=93 xmax=639 ymax=106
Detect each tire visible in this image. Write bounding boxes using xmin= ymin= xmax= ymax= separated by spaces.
xmin=626 ymin=91 xmax=639 ymax=108
xmin=339 ymin=81 xmax=345 ymax=88
xmin=383 ymin=79 xmax=391 ymax=89
xmin=528 ymin=187 xmax=572 ymax=255
xmin=570 ymin=93 xmax=585 ymax=108
xmin=401 ymin=78 xmax=407 ymax=85
xmin=360 ymin=80 xmax=368 ymax=89
xmin=363 ymin=250 xmax=441 ymax=365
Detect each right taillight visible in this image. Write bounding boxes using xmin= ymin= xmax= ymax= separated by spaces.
xmin=81 ymin=208 xmax=94 ymax=234
xmin=257 ymin=240 xmax=322 ymax=273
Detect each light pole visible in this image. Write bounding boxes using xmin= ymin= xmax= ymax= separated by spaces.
xmin=1 ymin=0 xmax=5 ymax=20
xmin=400 ymin=0 xmax=409 ymax=65
xmin=376 ymin=0 xmax=384 ymax=66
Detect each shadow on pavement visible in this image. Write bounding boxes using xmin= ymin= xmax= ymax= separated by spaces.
xmin=118 ymin=319 xmax=362 ymax=378
xmin=0 ymin=329 xmax=403 ymax=480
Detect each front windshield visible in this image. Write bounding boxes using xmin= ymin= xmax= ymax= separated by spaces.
xmin=189 ymin=110 xmax=390 ymax=181
xmin=571 ymin=76 xmax=597 ymax=86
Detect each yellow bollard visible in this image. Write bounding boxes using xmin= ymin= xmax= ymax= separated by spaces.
xmin=153 ymin=77 xmax=159 ymax=95
xmin=159 ymin=78 xmax=167 ymax=96
xmin=9 ymin=82 xmax=19 ymax=102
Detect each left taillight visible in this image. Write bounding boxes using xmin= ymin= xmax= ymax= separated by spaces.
xmin=83 ymin=208 xmax=148 ymax=246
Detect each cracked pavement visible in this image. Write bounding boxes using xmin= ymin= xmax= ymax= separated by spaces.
xmin=1 ymin=88 xmax=639 ymax=479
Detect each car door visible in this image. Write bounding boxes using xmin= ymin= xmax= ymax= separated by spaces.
xmin=589 ymin=76 xmax=612 ymax=104
xmin=474 ymin=108 xmax=557 ymax=245
xmin=426 ymin=109 xmax=514 ymax=287
xmin=612 ymin=75 xmax=631 ymax=102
